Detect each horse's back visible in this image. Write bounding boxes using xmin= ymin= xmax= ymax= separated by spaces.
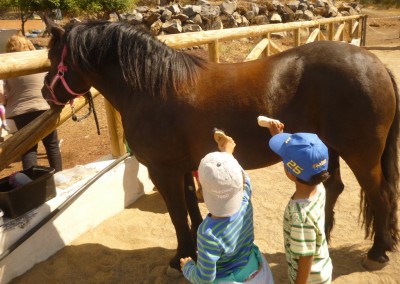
xmin=272 ymin=41 xmax=396 ymax=124
xmin=260 ymin=41 xmax=397 ymax=163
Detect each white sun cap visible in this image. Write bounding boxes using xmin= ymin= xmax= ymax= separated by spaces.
xmin=198 ymin=152 xmax=243 ymax=217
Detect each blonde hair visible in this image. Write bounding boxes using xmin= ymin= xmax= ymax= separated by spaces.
xmin=6 ymin=33 xmax=35 ymax=53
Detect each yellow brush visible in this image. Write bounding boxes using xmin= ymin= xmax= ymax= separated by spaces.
xmin=213 ymin=128 xmax=228 ymax=145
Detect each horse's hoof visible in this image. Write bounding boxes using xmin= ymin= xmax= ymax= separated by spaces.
xmin=166 ymin=266 xmax=183 ymax=278
xmin=361 ymin=256 xmax=389 ymax=271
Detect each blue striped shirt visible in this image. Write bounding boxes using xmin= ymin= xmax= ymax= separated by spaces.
xmin=183 ymin=173 xmax=254 ymax=283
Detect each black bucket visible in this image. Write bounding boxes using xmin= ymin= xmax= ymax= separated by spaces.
xmin=0 ymin=166 xmax=56 ymax=219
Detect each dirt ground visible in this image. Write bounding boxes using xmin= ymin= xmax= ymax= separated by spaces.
xmin=1 ymin=5 xmax=400 ymax=284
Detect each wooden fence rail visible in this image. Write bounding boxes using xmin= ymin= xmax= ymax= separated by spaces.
xmin=0 ymin=14 xmax=367 ymax=172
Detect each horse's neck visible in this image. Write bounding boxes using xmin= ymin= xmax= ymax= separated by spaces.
xmin=90 ymin=69 xmax=136 ymax=112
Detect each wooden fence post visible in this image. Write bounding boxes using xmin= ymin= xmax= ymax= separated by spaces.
xmin=104 ymin=99 xmax=126 ymax=157
xmin=266 ymin=33 xmax=271 ymax=56
xmin=294 ymin=28 xmax=301 ymax=47
xmin=208 ymin=40 xmax=219 ymax=63
xmin=328 ymin=23 xmax=334 ymax=41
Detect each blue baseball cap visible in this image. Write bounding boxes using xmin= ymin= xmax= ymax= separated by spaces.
xmin=269 ymin=133 xmax=329 ymax=182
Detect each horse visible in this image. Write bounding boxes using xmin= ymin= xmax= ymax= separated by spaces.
xmin=42 ymin=18 xmax=399 ymax=272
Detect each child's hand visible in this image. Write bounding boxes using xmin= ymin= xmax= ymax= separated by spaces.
xmin=180 ymin=257 xmax=193 ymax=270
xmin=218 ymin=136 xmax=236 ymax=154
xmin=269 ymin=120 xmax=284 ymax=136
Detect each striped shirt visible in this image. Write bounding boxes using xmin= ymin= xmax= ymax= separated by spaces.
xmin=183 ymin=172 xmax=254 ymax=283
xmin=283 ymin=184 xmax=332 ymax=283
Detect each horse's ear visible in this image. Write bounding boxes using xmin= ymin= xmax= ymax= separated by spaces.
xmin=43 ymin=14 xmax=64 ymax=38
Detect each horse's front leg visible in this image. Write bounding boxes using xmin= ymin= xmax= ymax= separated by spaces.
xmin=184 ymin=172 xmax=203 ymax=243
xmin=148 ymin=168 xmax=197 ymax=272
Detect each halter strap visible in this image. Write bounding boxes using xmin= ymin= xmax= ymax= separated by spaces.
xmin=45 ymin=44 xmax=90 ymax=106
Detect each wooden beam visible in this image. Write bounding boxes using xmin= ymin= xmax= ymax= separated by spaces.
xmin=269 ymin=39 xmax=283 ymax=53
xmin=333 ymin=23 xmax=345 ymax=41
xmin=351 ymin=21 xmax=359 ymax=39
xmin=0 ymin=89 xmax=100 ymax=172
xmin=0 ymin=49 xmax=49 ymax=79
xmin=244 ymin=38 xmax=269 ymax=61
xmin=306 ymin=28 xmax=320 ymax=44
xmin=158 ymin=15 xmax=362 ymax=49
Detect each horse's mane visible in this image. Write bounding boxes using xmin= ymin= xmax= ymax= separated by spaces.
xmin=63 ymin=21 xmax=206 ymax=98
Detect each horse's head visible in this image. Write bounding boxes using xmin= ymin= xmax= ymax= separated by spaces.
xmin=42 ymin=16 xmax=91 ymax=108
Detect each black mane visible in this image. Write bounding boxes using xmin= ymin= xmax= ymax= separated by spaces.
xmin=63 ymin=21 xmax=206 ymax=98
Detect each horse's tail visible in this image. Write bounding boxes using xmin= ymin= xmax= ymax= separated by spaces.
xmin=362 ymin=67 xmax=400 ymax=250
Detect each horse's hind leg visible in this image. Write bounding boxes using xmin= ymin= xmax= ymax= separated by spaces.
xmin=349 ymin=162 xmax=397 ymax=267
xmin=323 ymin=148 xmax=344 ymax=242
xmin=184 ymin=172 xmax=203 ymax=244
xmin=148 ymin=169 xmax=197 ymax=272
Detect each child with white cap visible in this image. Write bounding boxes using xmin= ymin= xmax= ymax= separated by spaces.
xmin=259 ymin=115 xmax=333 ymax=283
xmin=180 ymin=130 xmax=274 ymax=284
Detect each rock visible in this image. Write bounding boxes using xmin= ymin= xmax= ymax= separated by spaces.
xmin=269 ymin=11 xmax=282 ymax=23
xmin=162 ymin=19 xmax=183 ymax=33
xmin=183 ymin=24 xmax=203 ymax=32
xmin=161 ymin=9 xmax=173 ymax=22
xmin=220 ymin=0 xmax=237 ymax=15
xmin=182 ymin=5 xmax=202 ymax=17
xmin=143 ymin=13 xmax=161 ymax=27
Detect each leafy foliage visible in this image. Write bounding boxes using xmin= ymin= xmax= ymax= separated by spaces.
xmin=76 ymin=0 xmax=134 ymax=19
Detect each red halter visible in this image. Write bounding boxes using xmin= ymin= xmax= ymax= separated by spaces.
xmin=45 ymin=44 xmax=90 ymax=106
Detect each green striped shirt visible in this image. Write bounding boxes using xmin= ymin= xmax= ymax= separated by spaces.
xmin=283 ymin=184 xmax=332 ymax=283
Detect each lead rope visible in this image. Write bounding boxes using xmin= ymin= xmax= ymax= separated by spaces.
xmin=71 ymin=92 xmax=101 ymax=135
xmin=90 ymin=94 xmax=101 ymax=135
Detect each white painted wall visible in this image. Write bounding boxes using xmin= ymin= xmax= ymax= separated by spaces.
xmin=0 ymin=155 xmax=153 ymax=283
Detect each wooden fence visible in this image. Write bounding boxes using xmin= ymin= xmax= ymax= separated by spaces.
xmin=0 ymin=14 xmax=367 ymax=171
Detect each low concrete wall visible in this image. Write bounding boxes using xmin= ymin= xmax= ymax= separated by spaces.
xmin=0 ymin=155 xmax=154 ymax=283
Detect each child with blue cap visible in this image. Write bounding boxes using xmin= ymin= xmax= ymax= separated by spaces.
xmin=258 ymin=116 xmax=333 ymax=284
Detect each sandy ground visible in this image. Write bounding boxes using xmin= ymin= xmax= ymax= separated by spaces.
xmin=2 ymin=6 xmax=400 ymax=284
xmin=9 ymin=162 xmax=400 ymax=284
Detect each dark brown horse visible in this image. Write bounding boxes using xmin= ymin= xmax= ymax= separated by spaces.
xmin=42 ymin=19 xmax=399 ymax=271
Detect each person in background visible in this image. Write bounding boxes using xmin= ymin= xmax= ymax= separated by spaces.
xmin=1 ymin=34 xmax=62 ymax=172
xmin=259 ymin=115 xmax=332 ymax=283
xmin=0 ymin=80 xmax=10 ymax=132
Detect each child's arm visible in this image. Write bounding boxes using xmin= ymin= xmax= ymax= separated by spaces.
xmin=295 ymin=255 xmax=313 ymax=284
xmin=257 ymin=115 xmax=284 ymax=136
